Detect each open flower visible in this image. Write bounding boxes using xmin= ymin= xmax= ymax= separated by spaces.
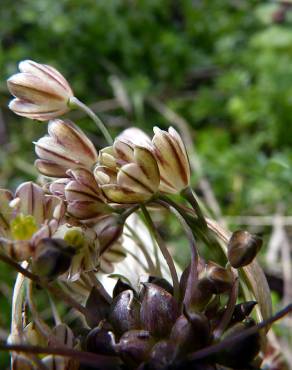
xmin=152 ymin=126 xmax=190 ymax=194
xmin=94 ymin=137 xmax=160 ymax=204
xmin=0 ymin=181 xmax=65 ymax=261
xmin=7 ymin=60 xmax=73 ymax=121
xmin=35 ymin=119 xmax=98 ymax=177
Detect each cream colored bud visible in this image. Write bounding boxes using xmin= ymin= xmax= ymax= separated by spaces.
xmin=99 ymin=145 xmax=160 ymax=204
xmin=152 ymin=126 xmax=190 ymax=194
xmin=7 ymin=60 xmax=73 ymax=121
xmin=34 ymin=119 xmax=98 ymax=177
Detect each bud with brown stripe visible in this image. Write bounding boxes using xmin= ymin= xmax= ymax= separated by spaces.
xmin=152 ymin=126 xmax=190 ymax=194
xmin=7 ymin=60 xmax=73 ymax=121
xmin=94 ymin=138 xmax=160 ymax=204
xmin=34 ymin=119 xmax=98 ymax=178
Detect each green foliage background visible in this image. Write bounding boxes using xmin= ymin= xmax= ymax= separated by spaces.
xmin=0 ymin=0 xmax=291 ymax=367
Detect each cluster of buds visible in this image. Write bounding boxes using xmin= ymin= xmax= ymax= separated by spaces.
xmin=1 ymin=60 xmax=288 ymax=370
xmin=79 ymin=265 xmax=261 ymax=370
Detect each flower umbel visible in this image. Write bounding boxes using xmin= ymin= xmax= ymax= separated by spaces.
xmin=7 ymin=60 xmax=73 ymax=121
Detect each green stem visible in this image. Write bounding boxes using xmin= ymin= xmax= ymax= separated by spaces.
xmin=140 ymin=204 xmax=180 ymax=301
xmin=181 ymin=187 xmax=208 ymax=229
xmin=213 ymin=276 xmax=239 ymax=339
xmin=69 ymin=97 xmax=113 ymax=145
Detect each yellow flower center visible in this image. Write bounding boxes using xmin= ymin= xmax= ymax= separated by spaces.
xmin=64 ymin=229 xmax=85 ymax=249
xmin=10 ymin=214 xmax=38 ymax=241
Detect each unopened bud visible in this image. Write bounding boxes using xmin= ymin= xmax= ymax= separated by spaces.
xmin=227 ymin=230 xmax=262 ymax=268
xmin=32 ymin=238 xmax=74 ymax=279
xmin=140 ymin=283 xmax=179 ymax=338
xmin=109 ymin=290 xmax=141 ymax=335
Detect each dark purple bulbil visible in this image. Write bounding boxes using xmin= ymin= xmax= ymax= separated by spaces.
xmin=82 ymin=267 xmax=260 ymax=370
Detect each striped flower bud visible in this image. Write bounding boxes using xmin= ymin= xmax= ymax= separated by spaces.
xmin=35 ymin=119 xmax=98 ymax=178
xmin=64 ymin=168 xmax=110 ymax=221
xmin=94 ymin=139 xmax=160 ymax=204
xmin=7 ymin=60 xmax=73 ymax=121
xmin=152 ymin=126 xmax=190 ymax=194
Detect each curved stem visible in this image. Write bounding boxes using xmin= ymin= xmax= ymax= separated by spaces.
xmin=181 ymin=187 xmax=208 ymax=229
xmin=140 ymin=204 xmax=180 ymax=300
xmin=26 ymin=279 xmax=52 ymax=341
xmin=213 ymin=276 xmax=239 ymax=339
xmin=0 ymin=342 xmax=121 ymax=369
xmin=69 ymin=97 xmax=113 ymax=145
xmin=10 ymin=262 xmax=27 ymax=344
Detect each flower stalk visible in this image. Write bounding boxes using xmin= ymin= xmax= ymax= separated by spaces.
xmin=69 ymin=96 xmax=113 ymax=145
xmin=140 ymin=204 xmax=180 ymax=301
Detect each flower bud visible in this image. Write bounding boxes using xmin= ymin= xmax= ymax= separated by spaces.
xmin=152 ymin=126 xmax=190 ymax=194
xmin=109 ymin=290 xmax=141 ymax=335
xmin=94 ymin=214 xmax=123 ymax=253
xmin=35 ymin=119 xmax=98 ymax=178
xmin=7 ymin=60 xmax=73 ymax=121
xmin=227 ymin=230 xmax=262 ymax=268
xmin=65 ymin=168 xmax=109 ymax=221
xmin=95 ymin=145 xmax=160 ymax=204
xmin=117 ymin=330 xmax=155 ymax=368
xmin=85 ymin=326 xmax=116 ymax=355
xmin=32 ymin=238 xmax=75 ymax=279
xmin=140 ymin=283 xmax=179 ymax=338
